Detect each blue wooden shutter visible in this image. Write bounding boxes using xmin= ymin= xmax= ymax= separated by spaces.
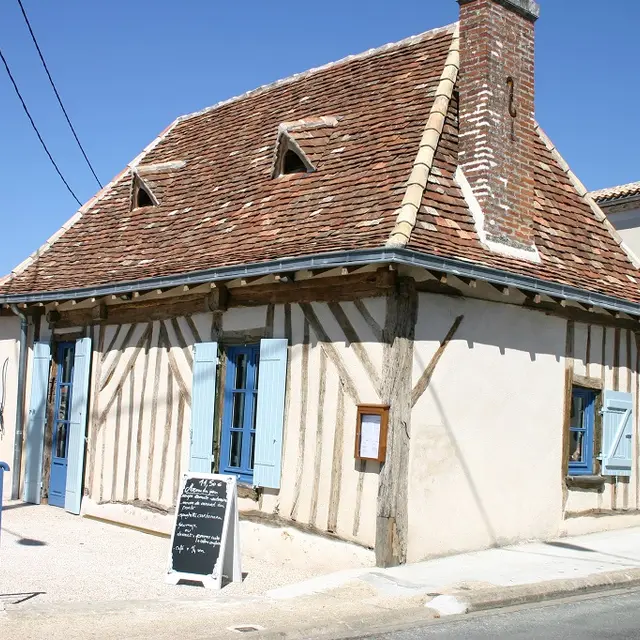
xmin=602 ymin=390 xmax=633 ymax=476
xmin=65 ymin=337 xmax=92 ymax=515
xmin=23 ymin=342 xmax=51 ymax=504
xmin=253 ymin=339 xmax=288 ymax=489
xmin=189 ymin=342 xmax=218 ymax=473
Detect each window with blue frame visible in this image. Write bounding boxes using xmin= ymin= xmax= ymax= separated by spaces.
xmin=568 ymin=387 xmax=597 ymax=475
xmin=220 ymin=345 xmax=260 ymax=484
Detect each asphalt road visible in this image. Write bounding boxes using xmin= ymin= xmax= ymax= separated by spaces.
xmin=362 ymin=588 xmax=640 ymax=639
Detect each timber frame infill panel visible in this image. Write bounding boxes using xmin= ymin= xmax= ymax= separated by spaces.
xmin=86 ymin=318 xmax=199 ymax=510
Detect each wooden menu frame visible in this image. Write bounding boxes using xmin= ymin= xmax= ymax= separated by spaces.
xmin=354 ymin=404 xmax=389 ymax=463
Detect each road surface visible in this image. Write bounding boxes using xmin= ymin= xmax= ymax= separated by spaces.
xmin=362 ymin=588 xmax=640 ymax=639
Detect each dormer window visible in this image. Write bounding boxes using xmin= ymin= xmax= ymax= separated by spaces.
xmin=282 ymin=149 xmax=307 ymax=175
xmin=135 ymin=185 xmax=154 ymax=208
xmin=131 ymin=174 xmax=158 ymax=210
xmin=273 ymin=132 xmax=314 ymax=178
xmin=271 ymin=116 xmax=339 ymax=178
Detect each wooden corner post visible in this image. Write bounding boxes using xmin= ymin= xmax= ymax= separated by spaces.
xmin=375 ymin=277 xmax=417 ymax=567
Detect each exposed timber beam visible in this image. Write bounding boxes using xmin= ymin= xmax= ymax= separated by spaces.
xmin=274 ymin=273 xmax=295 ymax=283
xmin=239 ymin=276 xmax=266 ymax=286
xmin=457 ymin=276 xmax=477 ymax=288
xmin=427 ymin=270 xmax=448 ymax=285
xmin=549 ymin=295 xmax=568 ymax=308
xmin=488 ymin=282 xmax=509 ymax=296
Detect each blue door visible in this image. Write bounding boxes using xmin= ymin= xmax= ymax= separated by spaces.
xmin=49 ymin=342 xmax=75 ymax=508
xmin=220 ymin=346 xmax=259 ymax=484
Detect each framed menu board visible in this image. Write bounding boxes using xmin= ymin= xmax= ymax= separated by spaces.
xmin=354 ymin=404 xmax=389 ymax=463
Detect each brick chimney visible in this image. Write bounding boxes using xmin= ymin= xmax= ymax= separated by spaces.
xmin=457 ymin=0 xmax=541 ymax=256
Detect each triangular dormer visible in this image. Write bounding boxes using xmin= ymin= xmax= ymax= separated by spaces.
xmin=130 ymin=173 xmax=158 ymax=210
xmin=271 ymin=116 xmax=339 ymax=178
xmin=272 ymin=131 xmax=315 ymax=178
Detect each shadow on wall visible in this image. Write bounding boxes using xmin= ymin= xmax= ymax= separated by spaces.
xmin=409 ymin=297 xmax=573 ymax=550
xmin=414 ymin=295 xmax=567 ymax=363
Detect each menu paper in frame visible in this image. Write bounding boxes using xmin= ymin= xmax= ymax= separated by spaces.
xmin=354 ymin=404 xmax=389 ymax=462
xmin=359 ymin=414 xmax=381 ymax=459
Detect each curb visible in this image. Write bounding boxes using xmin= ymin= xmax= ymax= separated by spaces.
xmin=462 ymin=567 xmax=640 ymax=613
xmin=276 ymin=568 xmax=640 ymax=639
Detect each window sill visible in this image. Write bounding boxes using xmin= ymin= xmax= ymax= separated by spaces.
xmin=237 ymin=483 xmax=261 ymax=501
xmin=566 ymin=475 xmax=605 ymax=489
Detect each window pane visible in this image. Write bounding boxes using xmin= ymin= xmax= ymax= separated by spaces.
xmin=55 ymin=423 xmax=68 ymax=459
xmin=570 ymin=431 xmax=583 ymax=462
xmin=58 ymin=386 xmax=71 ymax=422
xmin=229 ymin=431 xmax=243 ymax=468
xmin=570 ymin=395 xmax=585 ymax=429
xmin=232 ymin=393 xmax=245 ymax=429
xmin=61 ymin=347 xmax=74 ymax=383
xmin=250 ymin=432 xmax=255 ymax=470
xmin=234 ymin=354 xmax=248 ymax=390
xmin=250 ymin=396 xmax=258 ymax=432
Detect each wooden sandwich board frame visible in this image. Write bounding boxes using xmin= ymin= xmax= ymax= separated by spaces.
xmin=165 ymin=472 xmax=242 ymax=590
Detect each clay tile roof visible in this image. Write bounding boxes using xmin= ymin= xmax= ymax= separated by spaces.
xmin=2 ymin=21 xmax=640 ymax=309
xmin=590 ymin=181 xmax=640 ymax=203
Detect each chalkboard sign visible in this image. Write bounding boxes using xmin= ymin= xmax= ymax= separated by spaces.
xmin=166 ymin=473 xmax=241 ymax=589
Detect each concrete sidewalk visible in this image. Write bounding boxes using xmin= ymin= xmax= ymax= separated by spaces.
xmin=3 ymin=504 xmax=640 ymax=639
xmin=269 ymin=526 xmax=640 ymax=606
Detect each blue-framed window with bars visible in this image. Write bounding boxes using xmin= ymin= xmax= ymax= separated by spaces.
xmin=220 ymin=345 xmax=260 ymax=483
xmin=568 ymin=387 xmax=597 ymax=475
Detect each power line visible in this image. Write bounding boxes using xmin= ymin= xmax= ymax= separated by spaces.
xmin=0 ymin=46 xmax=82 ymax=206
xmin=16 ymin=0 xmax=102 ymax=188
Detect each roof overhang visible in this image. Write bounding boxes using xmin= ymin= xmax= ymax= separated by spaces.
xmin=2 ymin=248 xmax=640 ymax=319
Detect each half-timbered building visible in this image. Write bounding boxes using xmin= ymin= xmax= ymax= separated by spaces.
xmin=2 ymin=0 xmax=640 ymax=567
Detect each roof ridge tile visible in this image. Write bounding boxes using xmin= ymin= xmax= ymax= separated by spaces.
xmin=386 ymin=23 xmax=460 ymax=247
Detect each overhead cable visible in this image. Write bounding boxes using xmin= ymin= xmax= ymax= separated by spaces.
xmin=17 ymin=0 xmax=102 ymax=188
xmin=0 ymin=46 xmax=83 ymax=206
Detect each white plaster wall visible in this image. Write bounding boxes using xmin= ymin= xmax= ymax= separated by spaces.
xmin=408 ymin=294 xmax=566 ymax=561
xmin=0 ymin=316 xmax=20 ymax=500
xmin=607 ymin=207 xmax=640 ymax=261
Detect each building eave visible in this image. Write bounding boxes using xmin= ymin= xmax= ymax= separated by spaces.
xmin=2 ymin=248 xmax=640 ymax=319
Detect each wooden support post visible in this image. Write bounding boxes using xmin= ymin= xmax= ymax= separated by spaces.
xmin=375 ymin=277 xmax=417 ymax=568
xmin=91 ymin=303 xmax=108 ymax=321
xmin=206 ymin=285 xmax=229 ymax=312
xmin=376 ymin=266 xmax=397 ymax=289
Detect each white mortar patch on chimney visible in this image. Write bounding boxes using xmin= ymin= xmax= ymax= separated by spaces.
xmin=455 ymin=166 xmax=541 ymax=263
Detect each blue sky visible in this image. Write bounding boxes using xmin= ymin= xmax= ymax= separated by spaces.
xmin=0 ymin=0 xmax=637 ymax=277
